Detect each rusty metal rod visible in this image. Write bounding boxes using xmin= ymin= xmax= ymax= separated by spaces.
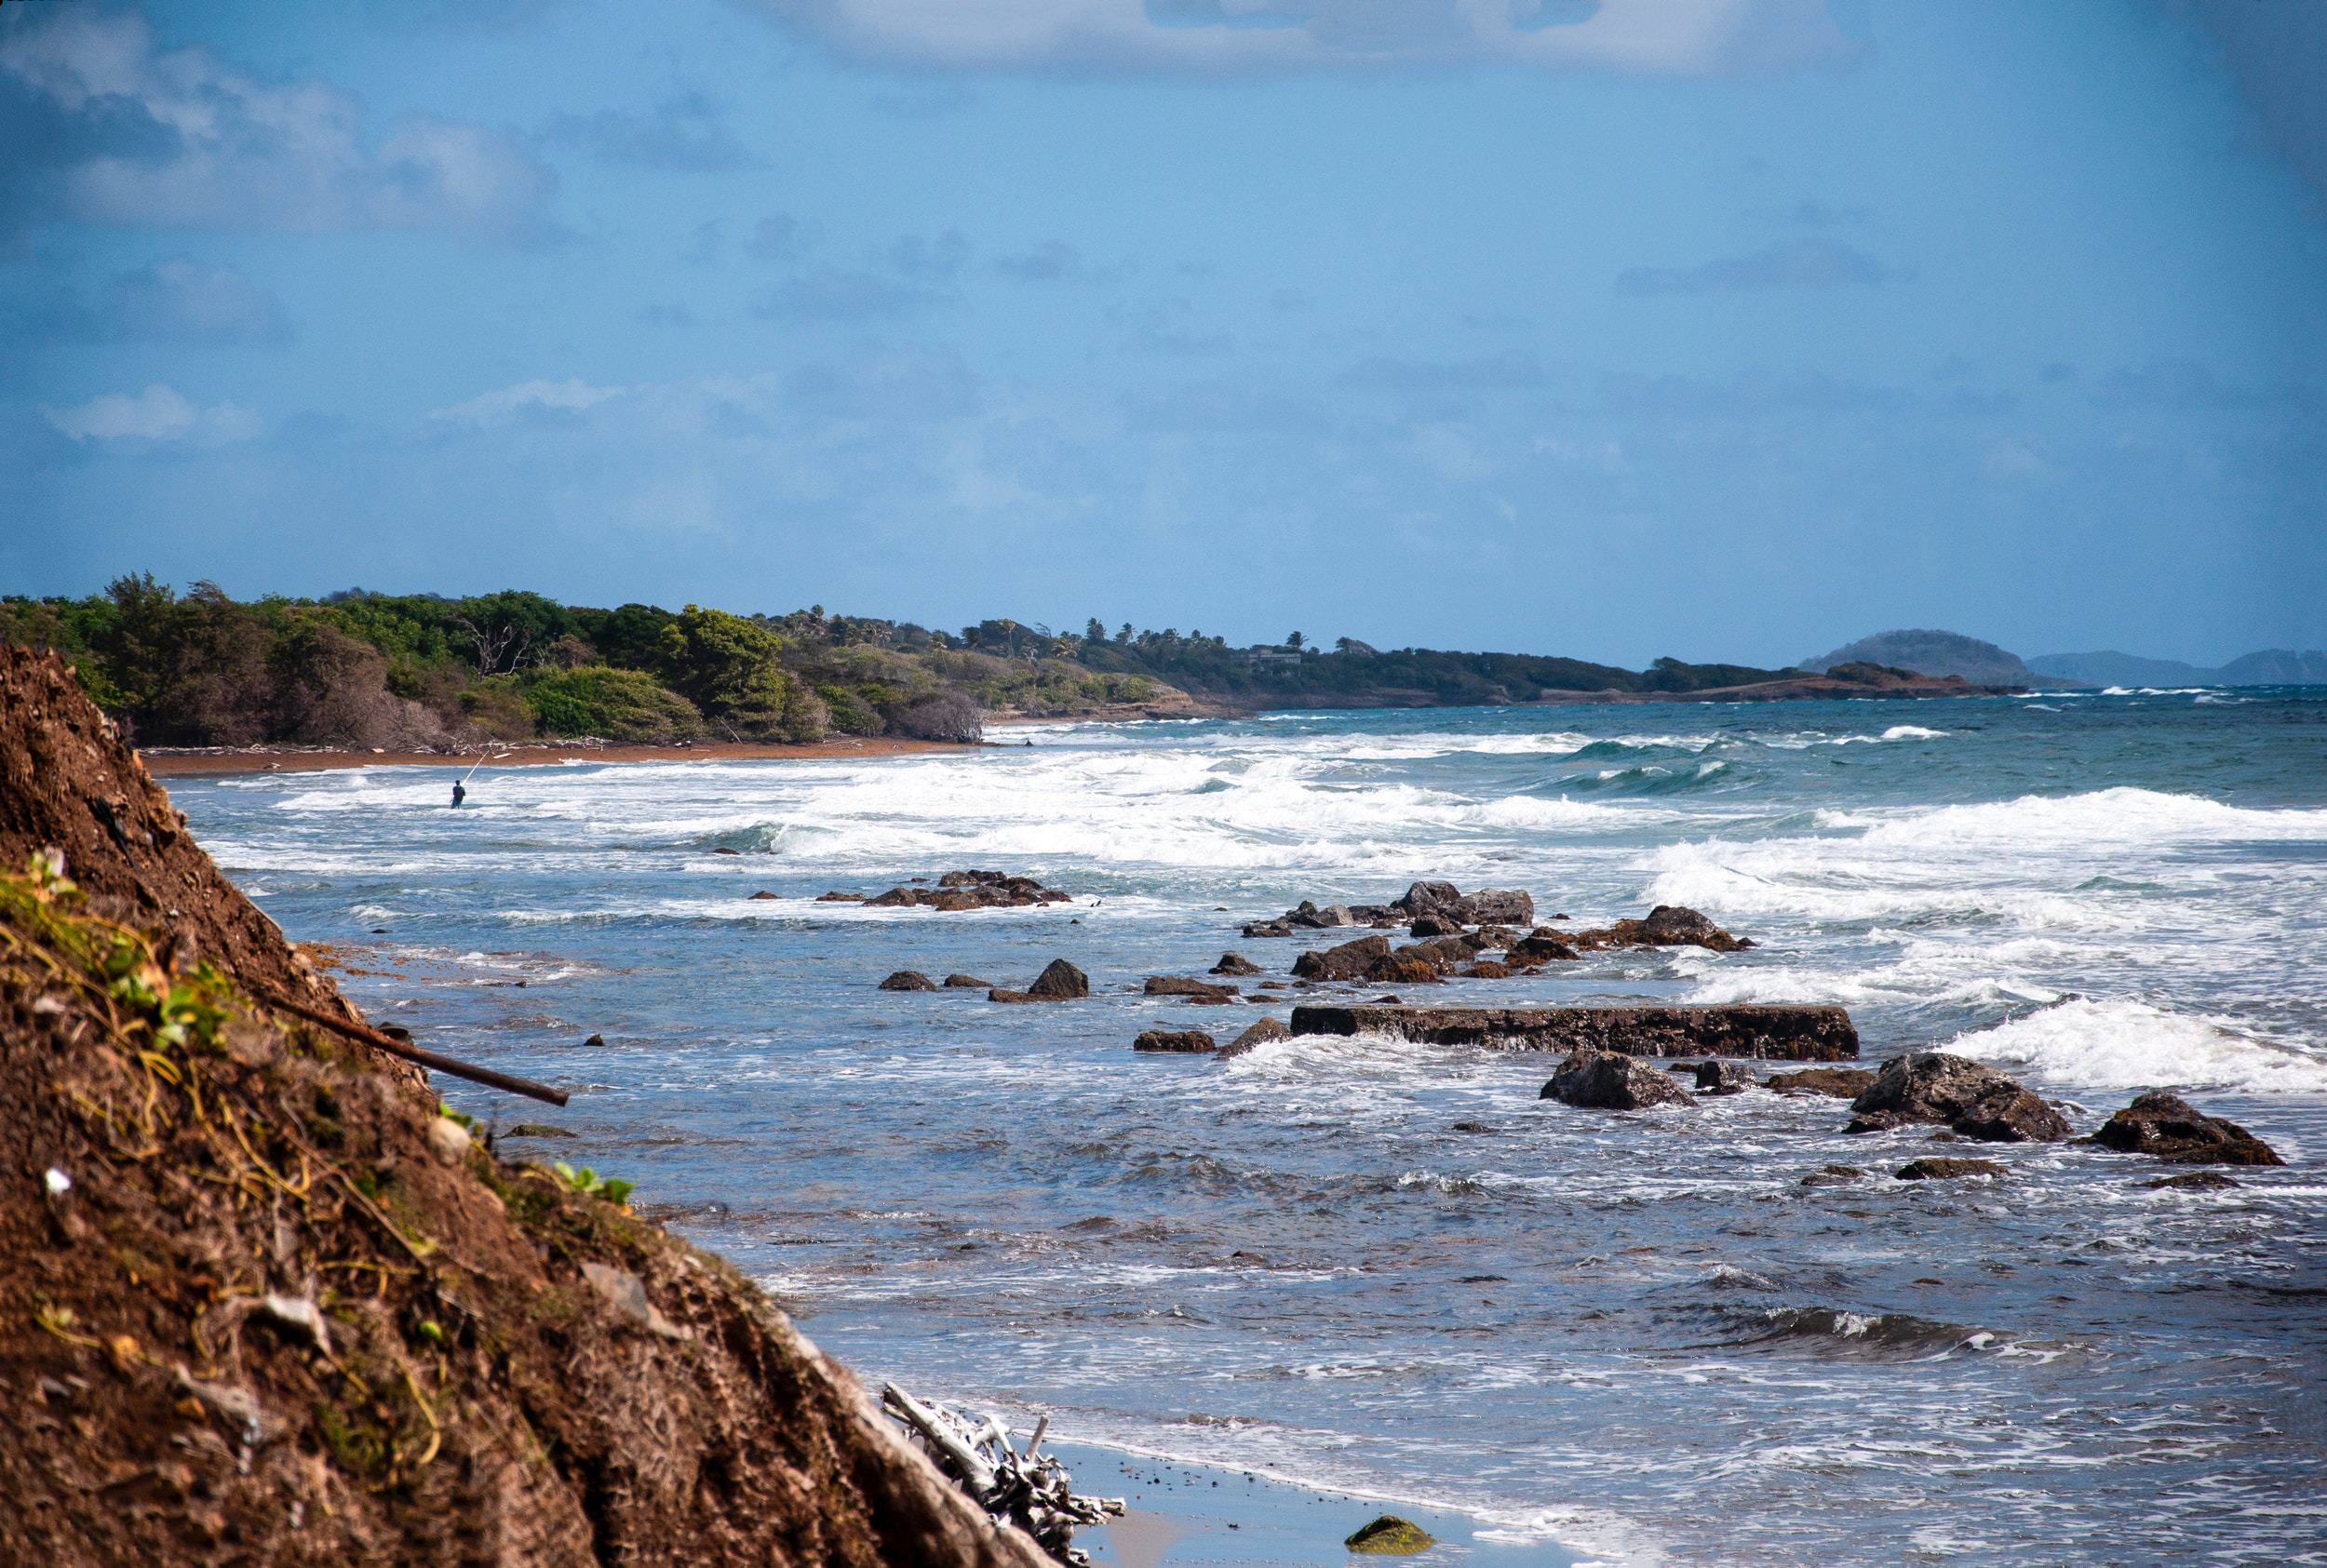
xmin=251 ymin=985 xmax=570 ymax=1106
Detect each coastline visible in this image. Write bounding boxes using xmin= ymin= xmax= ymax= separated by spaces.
xmin=139 ymin=678 xmax=2033 ymax=778
xmin=137 ymin=734 xmax=971 ymax=777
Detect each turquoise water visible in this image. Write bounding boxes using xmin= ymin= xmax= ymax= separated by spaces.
xmin=172 ymin=690 xmax=2327 ymax=1564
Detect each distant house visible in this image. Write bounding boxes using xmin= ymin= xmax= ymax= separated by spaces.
xmin=1245 ymin=649 xmax=1304 ymax=671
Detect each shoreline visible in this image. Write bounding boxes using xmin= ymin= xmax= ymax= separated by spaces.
xmin=1045 ymin=1439 xmax=1584 ymax=1567
xmin=139 ymin=681 xmax=2034 ymax=778
xmin=137 ymin=734 xmax=971 ymax=777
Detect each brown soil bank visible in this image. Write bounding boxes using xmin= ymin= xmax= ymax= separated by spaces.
xmin=0 ymin=647 xmax=1046 ymax=1567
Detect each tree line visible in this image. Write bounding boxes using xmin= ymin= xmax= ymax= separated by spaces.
xmin=1 ymin=578 xmax=1794 ymax=750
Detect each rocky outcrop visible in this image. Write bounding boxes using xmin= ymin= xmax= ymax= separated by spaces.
xmin=1133 ymin=1029 xmax=1217 ymax=1053
xmin=864 ymin=871 xmax=1073 ymax=911
xmin=1896 ymin=1157 xmax=2009 ymax=1181
xmin=1217 ymin=1017 xmax=1292 ymax=1059
xmin=2086 ymin=1092 xmax=2282 ymax=1166
xmin=989 ymin=958 xmax=1090 ymax=1004
xmin=1567 ymin=905 xmax=1754 ymax=954
xmin=0 ymin=648 xmax=1050 ymax=1568
xmin=2145 ymin=1170 xmax=2241 ymax=1191
xmin=1799 ymin=1164 xmax=1865 ymax=1186
xmin=880 ymin=970 xmax=938 ymax=992
xmin=1393 ymin=880 xmax=1463 ymax=917
xmin=1846 ymin=1053 xmax=2068 ymax=1142
xmin=1694 ymin=1060 xmax=1755 ymax=1095
xmin=1506 ymin=929 xmax=1580 ymax=965
xmin=1143 ymin=976 xmax=1239 ymax=1003
xmin=1209 ymin=952 xmax=1263 ymax=976
xmin=943 ymin=973 xmax=989 ymax=989
xmin=1292 ymin=1003 xmax=1859 ymax=1060
xmin=1363 ymin=953 xmax=1445 ymax=986
xmin=1291 ymin=934 xmax=1392 ymax=982
xmin=1245 ymin=882 xmax=1534 ymax=939
xmin=1451 ymin=889 xmax=1534 ymax=926
xmin=1765 ymin=1066 xmax=1876 ymax=1098
xmin=1542 ymin=1051 xmax=1694 ymax=1110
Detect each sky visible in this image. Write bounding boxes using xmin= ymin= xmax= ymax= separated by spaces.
xmin=4 ymin=0 xmax=2323 ymax=668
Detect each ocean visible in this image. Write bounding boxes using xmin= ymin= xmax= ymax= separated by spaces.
xmin=169 ymin=690 xmax=2327 ymax=1565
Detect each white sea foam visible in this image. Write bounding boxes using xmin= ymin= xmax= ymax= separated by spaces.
xmin=1945 ymin=998 xmax=2327 ymax=1094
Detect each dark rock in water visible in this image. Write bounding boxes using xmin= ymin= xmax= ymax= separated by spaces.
xmin=942 ymin=973 xmax=990 ymax=989
xmin=1896 ymin=1157 xmax=2008 ymax=1181
xmin=1133 ymin=1029 xmax=1217 ymax=1053
xmin=1145 ymin=975 xmax=1240 ymax=1001
xmin=1409 ymin=912 xmax=1463 ymax=938
xmin=1452 ymin=888 xmax=1534 ymax=926
xmin=1695 ymin=1060 xmax=1755 ymax=1095
xmin=506 ymin=1122 xmax=575 ymax=1138
xmin=1766 ymin=1066 xmax=1876 ymax=1098
xmin=712 ymin=846 xmax=741 ymax=855
xmin=582 ymin=1033 xmax=606 ymax=1047
xmin=1568 ymin=905 xmax=1755 ymax=954
xmin=1284 ymin=900 xmax=1359 ymax=928
xmin=1847 ymin=1052 xmax=2069 ymax=1142
xmin=1295 ymin=1003 xmax=1859 ymax=1060
xmin=1210 ymin=952 xmax=1264 ymax=976
xmin=1799 ymin=1163 xmax=1865 ymax=1186
xmin=864 ymin=869 xmax=1072 ymax=910
xmin=1241 ymin=918 xmax=1294 ymax=939
xmin=1450 ymin=1120 xmax=1496 ymax=1133
xmin=815 ymin=891 xmax=863 ymax=902
xmin=1507 ymin=929 xmax=1580 ymax=964
xmin=990 ymin=958 xmax=1090 ymax=1003
xmin=1028 ymin=958 xmax=1089 ymax=999
xmin=1461 ymin=960 xmax=1513 ymax=980
xmin=1364 ymin=953 xmax=1446 ymax=986
xmin=1346 ymin=1514 xmax=1435 ymax=1555
xmin=1218 ymin=1017 xmax=1291 ymax=1059
xmin=2145 ymin=1170 xmax=2241 ymax=1191
xmin=878 ymin=970 xmax=938 ymax=992
xmin=1405 ymin=936 xmax=1480 ymax=969
xmin=1292 ymin=934 xmax=1392 ymax=982
xmin=2087 ymin=1091 xmax=2283 ymax=1166
xmin=1393 ymin=880 xmax=1464 ymax=917
xmin=747 ymin=890 xmax=779 ymax=900
xmin=1542 ymin=1050 xmax=1695 ymax=1110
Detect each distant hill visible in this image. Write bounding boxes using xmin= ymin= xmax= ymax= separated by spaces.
xmin=1801 ymin=629 xmax=2039 ymax=687
xmin=2030 ymin=649 xmax=2327 ymax=687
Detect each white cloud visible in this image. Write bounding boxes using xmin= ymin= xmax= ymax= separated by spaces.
xmin=0 ymin=11 xmax=557 ymax=244
xmin=753 ymin=0 xmax=1851 ymax=74
xmin=428 ymin=378 xmax=625 ymax=426
xmin=45 ymin=384 xmax=262 ymax=445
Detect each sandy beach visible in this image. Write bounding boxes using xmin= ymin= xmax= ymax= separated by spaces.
xmin=137 ymin=734 xmax=975 ymax=777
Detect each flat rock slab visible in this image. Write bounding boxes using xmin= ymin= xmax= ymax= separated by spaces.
xmin=1289 ymin=1003 xmax=1858 ymax=1061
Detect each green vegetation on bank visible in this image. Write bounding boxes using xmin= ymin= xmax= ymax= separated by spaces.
xmin=0 ymin=578 xmax=1796 ymax=749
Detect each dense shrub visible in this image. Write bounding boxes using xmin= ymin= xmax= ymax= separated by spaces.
xmin=885 ymin=691 xmax=983 ymax=744
xmin=524 ymin=667 xmax=704 ymax=742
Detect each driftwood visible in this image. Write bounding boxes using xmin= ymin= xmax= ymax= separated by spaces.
xmin=251 ymin=985 xmax=571 ymax=1106
xmin=880 ymin=1385 xmax=1124 ymax=1565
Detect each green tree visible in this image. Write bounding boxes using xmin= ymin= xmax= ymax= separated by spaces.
xmin=658 ymin=605 xmax=795 ymax=739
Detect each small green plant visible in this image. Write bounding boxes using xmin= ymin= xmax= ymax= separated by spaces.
xmin=552 ymin=1161 xmax=634 ymax=1207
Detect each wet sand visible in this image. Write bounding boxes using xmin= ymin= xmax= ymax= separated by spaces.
xmin=1054 ymin=1441 xmax=1583 ymax=1567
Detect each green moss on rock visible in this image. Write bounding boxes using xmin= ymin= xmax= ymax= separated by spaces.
xmin=1345 ymin=1514 xmax=1435 ymax=1554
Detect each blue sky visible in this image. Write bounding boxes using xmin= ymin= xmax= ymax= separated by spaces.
xmin=5 ymin=0 xmax=2322 ymax=666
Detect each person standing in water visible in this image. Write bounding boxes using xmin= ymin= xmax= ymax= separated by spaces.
xmin=451 ymin=780 xmax=466 ymax=808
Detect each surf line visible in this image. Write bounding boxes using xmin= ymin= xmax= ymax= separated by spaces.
xmin=452 ymin=744 xmax=510 ymax=808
